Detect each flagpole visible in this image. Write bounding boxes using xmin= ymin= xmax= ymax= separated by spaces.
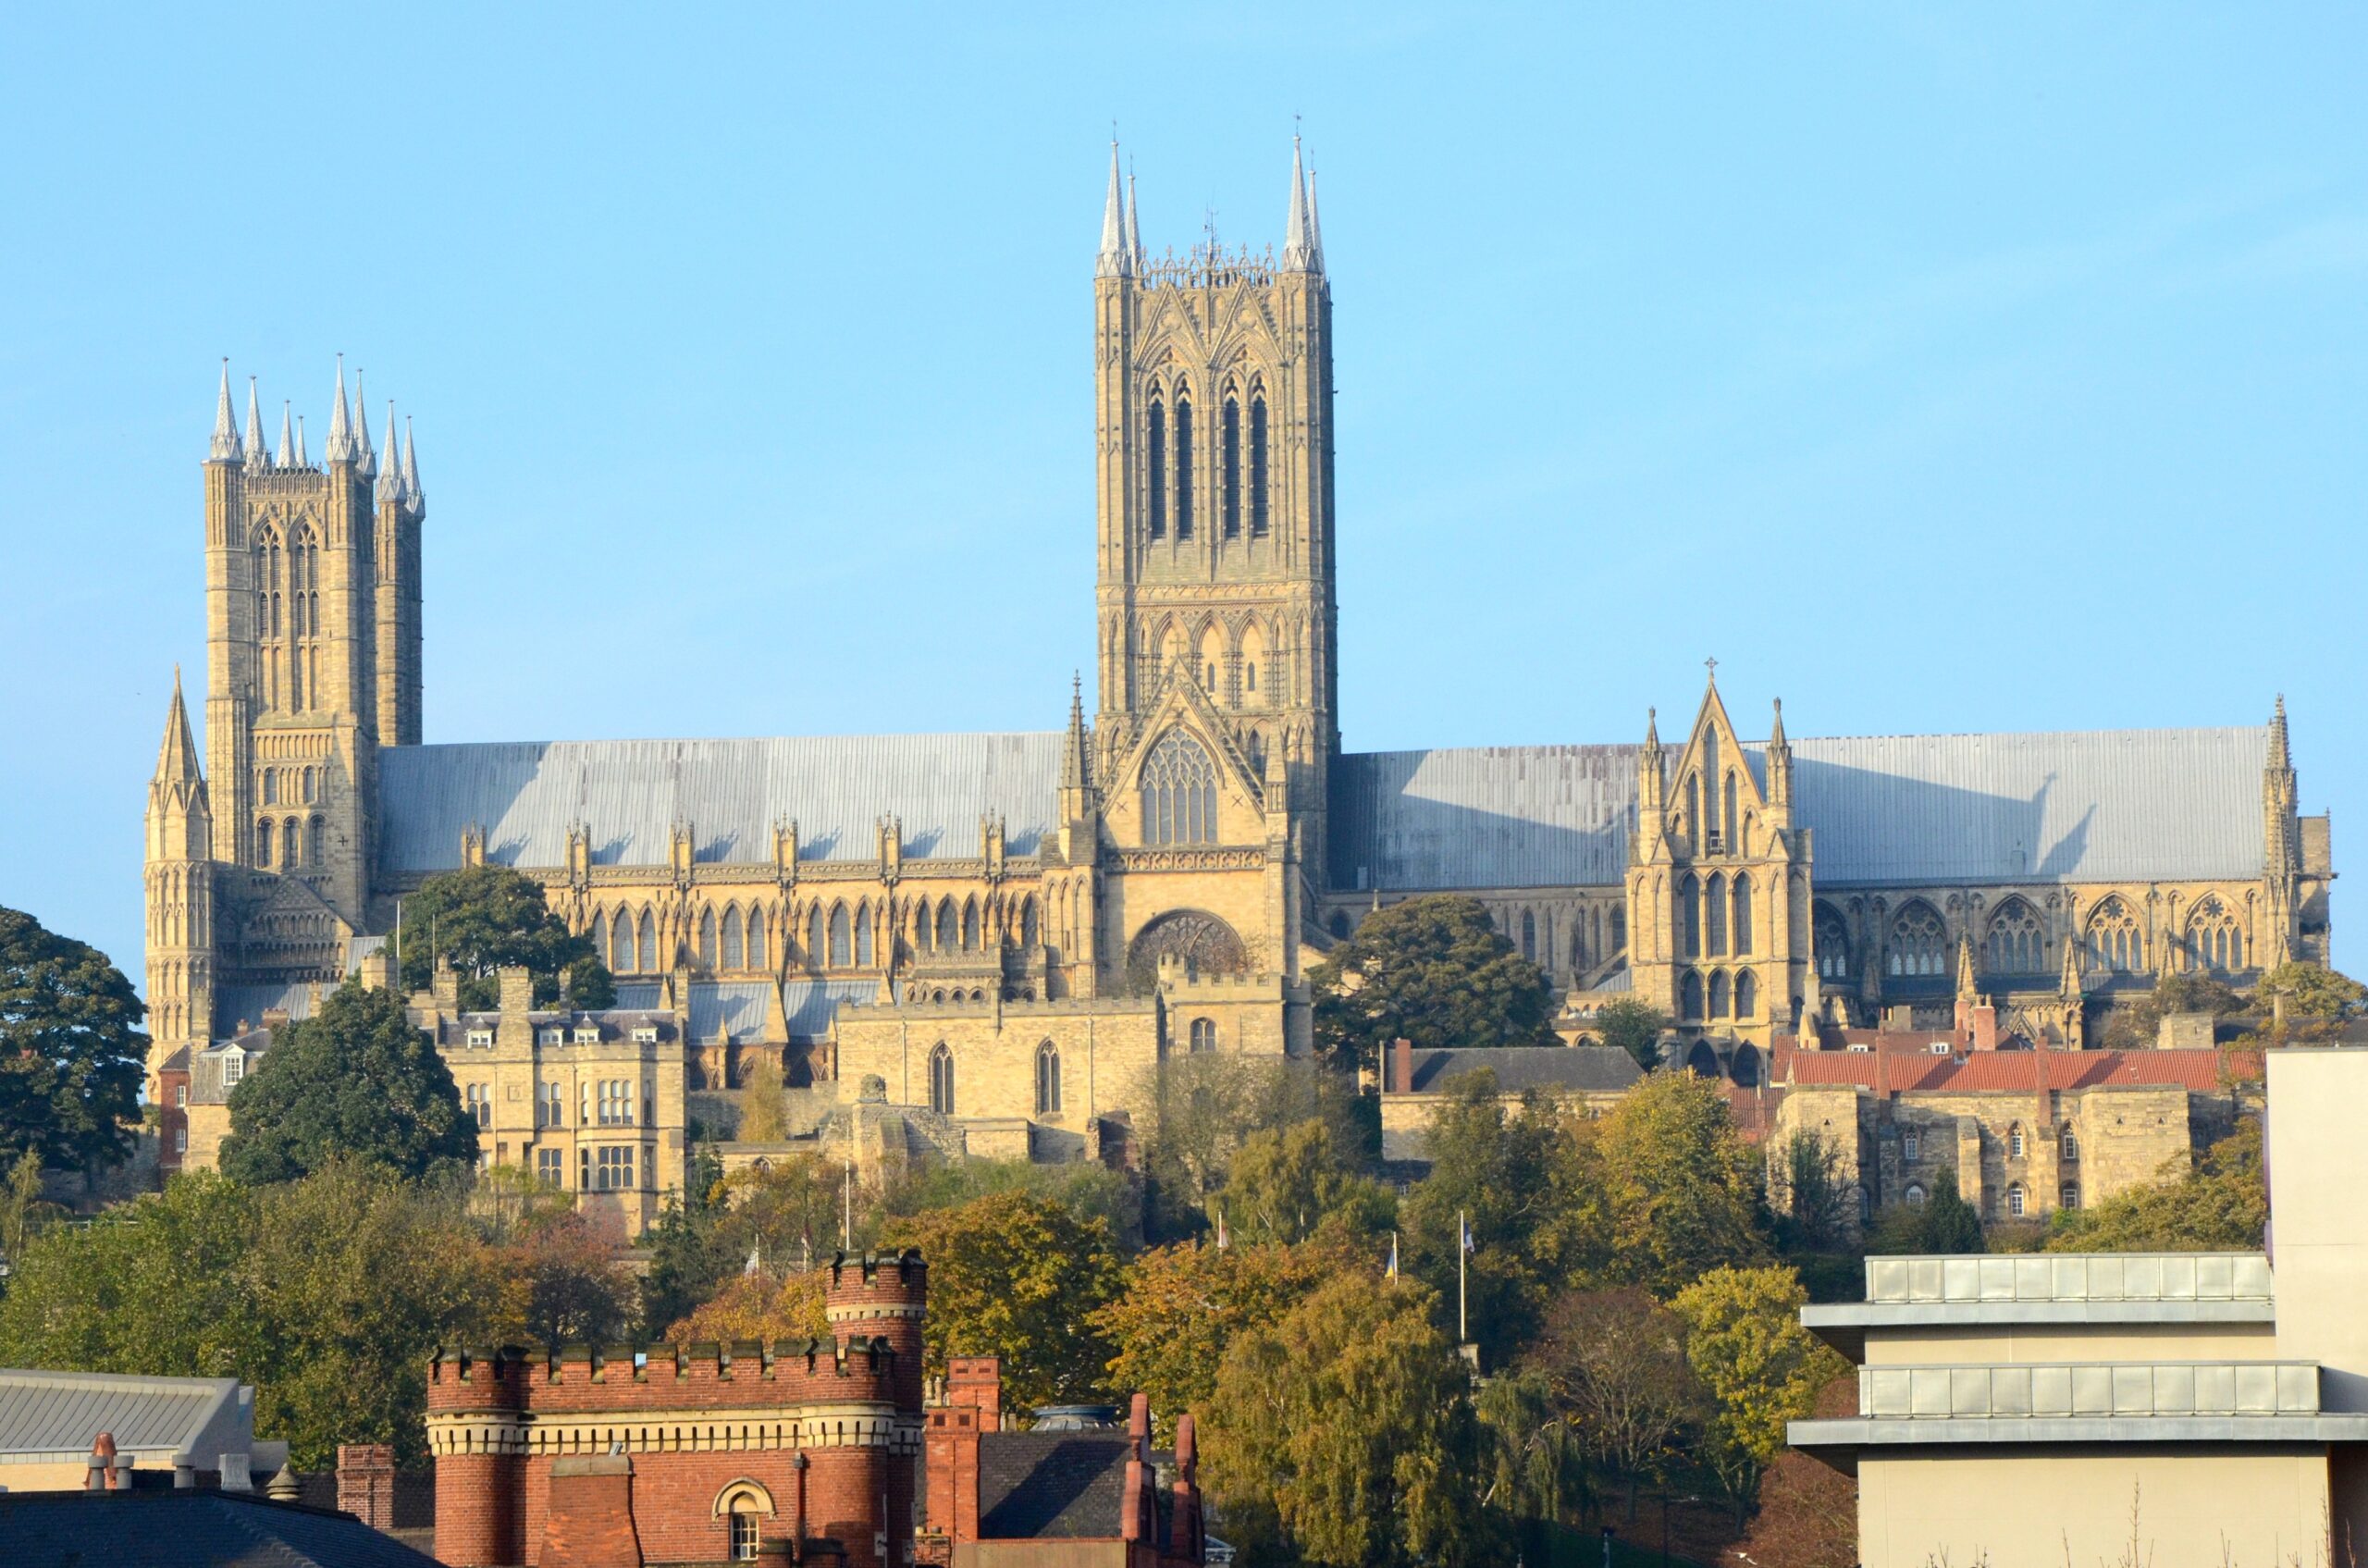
xmin=1458 ymin=1207 xmax=1468 ymax=1346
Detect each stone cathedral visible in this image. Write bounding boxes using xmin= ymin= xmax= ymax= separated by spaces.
xmin=143 ymin=143 xmax=2336 ymax=1210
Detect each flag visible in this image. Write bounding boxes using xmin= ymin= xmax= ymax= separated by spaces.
xmin=1386 ymin=1232 xmax=1400 ymax=1279
xmin=744 ymin=1245 xmax=761 ymax=1277
xmin=1460 ymin=1213 xmax=1475 ymax=1254
xmin=1215 ymin=1206 xmax=1229 ymax=1251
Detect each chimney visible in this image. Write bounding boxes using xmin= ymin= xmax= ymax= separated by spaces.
xmin=432 ymin=957 xmax=461 ymax=1014
xmin=499 ymin=965 xmax=534 ymax=1020
xmin=923 ymin=1404 xmax=982 ymax=1547
xmin=1969 ymin=1000 xmax=2000 ymax=1053
xmin=947 ymin=1356 xmax=1003 ymax=1426
xmin=1389 ymin=1038 xmax=1413 ymax=1094
xmin=1169 ymin=1413 xmax=1204 ymax=1564
xmin=338 ymin=1443 xmax=397 ymax=1530
xmin=539 ymin=1452 xmax=643 ymax=1568
xmin=88 ymin=1433 xmax=117 ymax=1491
xmin=1119 ymin=1394 xmax=1156 ymax=1544
xmin=219 ymin=1452 xmax=253 ymax=1493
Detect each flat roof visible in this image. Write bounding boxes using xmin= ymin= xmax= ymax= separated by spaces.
xmin=1802 ymin=1297 xmax=2278 ymax=1362
xmin=1790 ymin=1413 xmax=2368 ymax=1475
xmin=0 ymin=1369 xmax=249 ymax=1464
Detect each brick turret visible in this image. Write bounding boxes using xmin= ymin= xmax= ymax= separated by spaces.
xmin=426 ymin=1349 xmax=527 ymax=1566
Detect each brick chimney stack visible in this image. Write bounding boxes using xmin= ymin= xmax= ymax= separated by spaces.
xmin=1169 ymin=1413 xmax=1204 ymax=1563
xmin=337 ymin=1443 xmax=396 ymax=1531
xmin=1119 ymin=1394 xmax=1156 ymax=1544
xmin=1389 ymin=1037 xmax=1412 ymax=1093
xmin=539 ymin=1453 xmax=643 ymax=1568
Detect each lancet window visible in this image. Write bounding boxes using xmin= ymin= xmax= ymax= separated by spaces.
xmin=1222 ymin=394 xmax=1242 ymax=537
xmin=1147 ymin=399 xmax=1166 ymax=539
xmin=1174 ymin=394 xmax=1194 ymax=538
xmin=1248 ymin=391 xmax=1269 ymax=536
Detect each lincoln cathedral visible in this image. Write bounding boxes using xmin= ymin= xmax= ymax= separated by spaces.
xmin=142 ymin=143 xmax=2336 ymax=1217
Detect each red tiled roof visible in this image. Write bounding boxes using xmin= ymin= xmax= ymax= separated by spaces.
xmin=1782 ymin=1045 xmax=2258 ymax=1093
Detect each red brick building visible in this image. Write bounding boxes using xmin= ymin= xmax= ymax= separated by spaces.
xmin=426 ymin=1251 xmax=925 ymax=1568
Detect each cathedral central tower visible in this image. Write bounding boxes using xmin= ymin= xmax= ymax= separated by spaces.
xmin=1091 ymin=142 xmax=1339 ymax=874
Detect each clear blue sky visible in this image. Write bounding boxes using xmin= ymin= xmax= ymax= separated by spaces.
xmin=2 ymin=5 xmax=2360 ymax=983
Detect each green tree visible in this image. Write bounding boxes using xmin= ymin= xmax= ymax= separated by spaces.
xmin=1586 ymin=997 xmax=1670 ymax=1074
xmin=636 ymin=1149 xmax=734 ymax=1334
xmin=1474 ymin=1369 xmax=1590 ymax=1562
xmin=736 ymin=1048 xmax=791 ymax=1142
xmin=0 ymin=1165 xmax=511 ymax=1466
xmin=1310 ymin=894 xmax=1557 ymax=1069
xmin=1768 ymin=1130 xmax=1853 ymax=1254
xmin=1203 ymin=1273 xmax=1498 ymax=1568
xmin=2257 ymin=961 xmax=2366 ymax=1026
xmin=1397 ymin=1071 xmax=1594 ymax=1362
xmin=0 ymin=1151 xmax=66 ymax=1269
xmin=881 ymin=1190 xmax=1124 ymax=1409
xmin=393 ymin=864 xmax=615 ymax=1010
xmin=1671 ymin=1265 xmax=1848 ymax=1526
xmin=665 ymin=1268 xmax=830 ymax=1343
xmin=218 ymin=981 xmax=478 ymax=1185
xmin=2046 ymin=1120 xmax=2266 ymax=1253
xmin=883 ymin=1154 xmax=1141 ymax=1250
xmin=2102 ymin=969 xmax=2246 ymax=1049
xmin=1524 ymin=1286 xmax=1705 ymax=1525
xmin=0 ymin=905 xmax=146 ymax=1171
xmin=1092 ymin=1238 xmax=1353 ymax=1443
xmin=1868 ymin=1167 xmax=1983 ymax=1254
xmin=1218 ymin=1119 xmax=1396 ymax=1245
xmin=1590 ymin=1069 xmax=1768 ymax=1295
xmin=1131 ymin=1053 xmax=1369 ymax=1240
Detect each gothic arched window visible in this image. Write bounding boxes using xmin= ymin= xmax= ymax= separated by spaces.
xmin=1520 ymin=909 xmax=1536 ymax=962
xmin=962 ymin=898 xmax=980 ymax=952
xmin=722 ymin=907 xmax=744 ymax=969
xmin=1141 ymin=729 xmax=1218 ymax=846
xmin=1190 ymin=1018 xmax=1217 ymax=1052
xmin=256 ymin=818 xmax=274 ymax=866
xmin=1887 ymin=903 xmax=1947 ymax=978
xmin=1722 ymin=770 xmax=1739 ymax=850
xmin=1174 ymin=393 xmax=1195 ymax=538
xmin=698 ymin=907 xmax=718 ymax=968
xmin=929 ymin=1043 xmax=955 ymax=1117
xmin=1736 ymin=969 xmax=1758 ymax=1019
xmin=1986 ymin=898 xmax=2046 ymax=974
xmin=263 ymin=769 xmax=278 ymax=806
xmin=1020 ymin=896 xmax=1040 ymax=947
xmin=808 ymin=906 xmax=826 ymax=967
xmin=1706 ymin=873 xmax=1728 ymax=957
xmin=936 ymin=899 xmax=959 ymax=952
xmin=1249 ymin=391 xmax=1270 ymax=536
xmin=638 ymin=909 xmax=658 ymax=972
xmin=283 ymin=817 xmax=302 ymax=867
xmin=610 ymin=908 xmax=635 ymax=973
xmin=1731 ymin=871 xmax=1753 ymax=956
xmin=747 ymin=907 xmax=767 ymax=970
xmin=2187 ymin=895 xmax=2243 ymax=974
xmin=307 ymin=816 xmax=324 ymax=867
xmin=829 ymin=905 xmax=852 ymax=968
xmin=1708 ymin=969 xmax=1731 ymax=1019
xmin=1679 ymin=874 xmax=1702 ymax=958
xmin=855 ymin=906 xmax=874 ymax=967
xmin=2086 ymin=897 xmax=2142 ymax=973
xmin=590 ymin=911 xmax=610 ymax=974
xmin=1814 ymin=904 xmax=1851 ymax=981
xmin=1222 ymin=395 xmax=1241 ymax=537
xmin=1035 ymin=1041 xmax=1062 ymax=1116
xmin=1147 ymin=399 xmax=1167 ymax=539
xmin=1680 ymin=969 xmax=1705 ymax=1021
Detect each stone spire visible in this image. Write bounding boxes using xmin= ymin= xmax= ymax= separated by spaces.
xmin=209 ymin=360 xmax=240 ymax=462
xmin=2269 ymin=695 xmax=2292 ymax=775
xmin=1096 ymin=142 xmax=1130 ymax=278
xmin=1644 ymin=705 xmax=1661 ymax=752
xmin=1281 ymin=136 xmax=1315 ymax=272
xmin=376 ymin=403 xmax=403 ymax=504
xmin=276 ymin=401 xmax=294 ymax=467
xmin=154 ymin=666 xmax=203 ymax=785
xmin=1766 ymin=698 xmax=1793 ymax=813
xmin=1955 ymin=934 xmax=1979 ymax=1001
xmin=1637 ymin=706 xmax=1666 ymax=816
xmin=1061 ymin=673 xmax=1092 ymax=790
xmin=352 ymin=371 xmax=375 ymax=477
xmin=327 ymin=355 xmax=353 ymax=462
xmin=2058 ymin=934 xmax=2084 ymax=999
xmin=401 ymin=417 xmax=421 ymax=504
xmin=295 ymin=414 xmax=310 ymax=468
xmin=1768 ymin=697 xmax=1787 ymax=749
xmin=242 ymin=378 xmax=266 ymax=469
xmin=1306 ymin=162 xmax=1325 ymax=269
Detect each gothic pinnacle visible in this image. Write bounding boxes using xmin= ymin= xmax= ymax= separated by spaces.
xmin=210 ymin=360 xmax=239 ymax=461
xmin=327 ymin=355 xmax=352 ymax=461
xmin=352 ymin=371 xmax=376 ymax=475
xmin=1644 ymin=706 xmax=1660 ymax=749
xmin=2269 ymin=695 xmax=2291 ymax=771
xmin=276 ymin=401 xmax=294 ymax=467
xmin=243 ymin=377 xmax=266 ymax=469
xmin=1306 ymin=161 xmax=1325 ymax=269
xmin=295 ymin=414 xmax=310 ymax=468
xmin=154 ymin=665 xmax=203 ymax=784
xmin=1281 ymin=136 xmax=1314 ymax=271
xmin=401 ymin=416 xmax=421 ymax=504
xmin=1096 ymin=141 xmax=1130 ymax=278
xmin=377 ymin=403 xmax=401 ymax=503
xmin=1769 ymin=697 xmax=1788 ymax=748
xmin=1125 ymin=167 xmax=1142 ymax=269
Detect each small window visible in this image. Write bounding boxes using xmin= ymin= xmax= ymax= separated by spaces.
xmin=221 ymin=1053 xmax=244 ymax=1089
xmin=584 ymin=1144 xmax=636 ymax=1191
xmin=2061 ymin=1182 xmax=2080 ymax=1211
xmin=2006 ymin=1183 xmax=2027 ymax=1217
xmin=538 ymin=1027 xmax=565 ymax=1047
xmin=631 ymin=1026 xmax=659 ymax=1045
xmin=1189 ymin=1018 xmax=1217 ymax=1053
xmin=262 ymin=771 xmax=279 ymax=806
xmin=1930 ymin=1042 xmax=1952 ymax=1056
xmin=929 ymin=1043 xmax=955 ymax=1117
xmin=174 ymin=1084 xmax=189 ymax=1109
xmin=573 ymin=1026 xmax=600 ymax=1045
xmin=1905 ymin=1184 xmax=1927 ymax=1208
xmin=1845 ymin=1042 xmax=1871 ymax=1055
xmin=1902 ymin=1130 xmax=1920 ymax=1161
xmin=465 ymin=1083 xmax=490 ymax=1127
xmin=536 ymin=1080 xmax=563 ymax=1128
xmin=174 ymin=1126 xmax=189 ymax=1154
xmin=465 ymin=1029 xmax=494 ymax=1049
xmin=729 ymin=1505 xmax=760 ymax=1561
xmin=2062 ymin=1129 xmax=2079 ymax=1162
xmin=536 ymin=1146 xmax=565 ymax=1188
xmin=1035 ymin=1041 xmax=1062 ymax=1117
xmin=2008 ymin=1124 xmax=2026 ymax=1160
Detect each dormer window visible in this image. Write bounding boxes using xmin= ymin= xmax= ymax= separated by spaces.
xmin=1846 ymin=1043 xmax=1872 ymax=1055
xmin=538 ymin=1027 xmax=565 ymax=1047
xmin=465 ymin=1029 xmax=494 ymax=1049
xmin=574 ymin=1027 xmax=601 ymax=1045
xmin=631 ymin=1026 xmax=659 ymax=1046
xmin=220 ymin=1052 xmax=244 ymax=1088
xmin=1930 ymin=1042 xmax=1953 ymax=1056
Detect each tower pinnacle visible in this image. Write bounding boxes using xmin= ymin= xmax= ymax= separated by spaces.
xmin=1096 ymin=141 xmax=1130 ymax=278
xmin=327 ymin=355 xmax=352 ymax=462
xmin=295 ymin=414 xmax=310 ymax=468
xmin=209 ymin=361 xmax=239 ymax=461
xmin=377 ymin=403 xmax=402 ymax=504
xmin=352 ymin=371 xmax=375 ymax=476
xmin=154 ymin=666 xmax=203 ymax=784
xmin=1281 ymin=136 xmax=1314 ymax=272
xmin=401 ymin=416 xmax=421 ymax=503
xmin=243 ymin=378 xmax=266 ymax=469
xmin=1125 ymin=167 xmax=1142 ymax=270
xmin=276 ymin=401 xmax=294 ymax=467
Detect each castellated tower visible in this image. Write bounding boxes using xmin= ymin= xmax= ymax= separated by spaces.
xmin=142 ymin=670 xmax=214 ymax=1079
xmin=1092 ymin=140 xmax=1340 ymax=873
xmin=197 ymin=358 xmax=423 ymax=931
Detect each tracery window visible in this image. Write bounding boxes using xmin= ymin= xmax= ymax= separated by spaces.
xmin=609 ymin=909 xmax=635 ymax=972
xmin=808 ymin=906 xmax=826 ymax=967
xmin=698 ymin=908 xmax=718 ymax=968
xmin=1020 ymin=896 xmax=1039 ymax=947
xmin=2187 ymin=895 xmax=2244 ymax=974
xmin=1147 ymin=399 xmax=1166 ymax=539
xmin=747 ymin=907 xmax=767 ymax=970
xmin=1735 ymin=969 xmax=1758 ymax=1019
xmin=1814 ymin=904 xmax=1850 ymax=982
xmin=638 ymin=910 xmax=658 ymax=973
xmin=1035 ymin=1041 xmax=1062 ymax=1116
xmin=1985 ymin=899 xmax=2047 ymax=974
xmin=1887 ymin=903 xmax=1947 ymax=978
xmin=929 ymin=1043 xmax=955 ymax=1117
xmin=1706 ymin=873 xmax=1728 ymax=956
xmin=855 ymin=906 xmax=873 ymax=967
xmin=1708 ymin=969 xmax=1731 ymax=1019
xmin=722 ymin=907 xmax=744 ymax=969
xmin=1722 ymin=770 xmax=1739 ymax=851
xmin=1679 ymin=874 xmax=1702 ymax=958
xmin=829 ymin=905 xmax=851 ymax=968
xmin=1141 ymin=729 xmax=1218 ymax=846
xmin=1731 ymin=871 xmax=1753 ymax=956
xmin=1248 ymin=392 xmax=1270 ymax=536
xmin=1520 ymin=909 xmax=1536 ymax=962
xmin=962 ymin=898 xmax=980 ymax=952
xmin=2086 ymin=896 xmax=2143 ymax=973
xmin=1680 ymin=969 xmax=1705 ymax=1021
xmin=1222 ymin=394 xmax=1242 ymax=537
xmin=936 ymin=900 xmax=959 ymax=952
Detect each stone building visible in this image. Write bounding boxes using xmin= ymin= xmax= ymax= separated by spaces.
xmin=143 ymin=141 xmax=2335 ymax=1211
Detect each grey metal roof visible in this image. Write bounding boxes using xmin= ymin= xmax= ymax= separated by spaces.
xmin=1405 ymin=1046 xmax=1644 ymax=1095
xmin=376 ymin=733 xmax=1064 ymax=874
xmin=0 ymin=1370 xmax=249 ymax=1463
xmin=212 ymin=983 xmax=314 ymax=1040
xmin=1330 ymin=726 xmax=2271 ymax=892
xmin=610 ymin=979 xmax=878 ymax=1041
